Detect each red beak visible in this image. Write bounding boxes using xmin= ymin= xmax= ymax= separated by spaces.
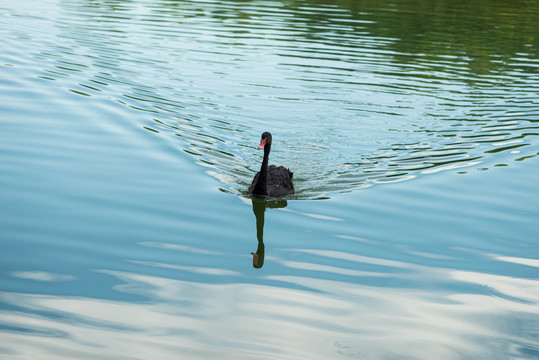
xmin=257 ymin=138 xmax=266 ymax=150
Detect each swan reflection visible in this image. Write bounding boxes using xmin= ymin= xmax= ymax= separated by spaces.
xmin=251 ymin=198 xmax=287 ymax=269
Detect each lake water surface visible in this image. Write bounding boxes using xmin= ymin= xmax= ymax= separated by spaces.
xmin=1 ymin=0 xmax=539 ymax=359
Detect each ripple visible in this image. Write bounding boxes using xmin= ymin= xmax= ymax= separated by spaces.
xmin=3 ymin=0 xmax=538 ymax=198
xmin=451 ymin=270 xmax=539 ymax=306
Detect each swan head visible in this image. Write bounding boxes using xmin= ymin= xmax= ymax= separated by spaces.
xmin=257 ymin=132 xmax=272 ymax=149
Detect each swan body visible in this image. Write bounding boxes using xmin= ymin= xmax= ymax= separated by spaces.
xmin=249 ymin=132 xmax=294 ymax=197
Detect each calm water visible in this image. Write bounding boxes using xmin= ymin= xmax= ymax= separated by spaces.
xmin=1 ymin=0 xmax=539 ymax=358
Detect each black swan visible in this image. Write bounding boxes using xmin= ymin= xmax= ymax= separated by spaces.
xmin=248 ymin=132 xmax=294 ymax=197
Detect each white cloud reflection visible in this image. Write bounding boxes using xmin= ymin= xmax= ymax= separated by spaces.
xmin=451 ymin=270 xmax=539 ymax=306
xmin=130 ymin=260 xmax=241 ymax=276
xmin=493 ymin=255 xmax=539 ymax=268
xmin=10 ymin=271 xmax=75 ymax=282
xmin=0 ymin=268 xmax=538 ymax=360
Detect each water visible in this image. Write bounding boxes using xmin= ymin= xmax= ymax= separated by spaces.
xmin=1 ymin=0 xmax=538 ymax=358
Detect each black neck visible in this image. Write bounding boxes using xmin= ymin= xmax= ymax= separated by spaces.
xmin=253 ymin=143 xmax=271 ymax=195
